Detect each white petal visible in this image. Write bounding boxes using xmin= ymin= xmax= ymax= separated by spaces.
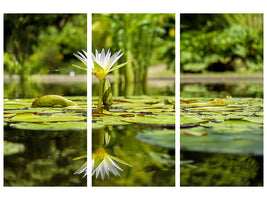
xmin=100 ymin=163 xmax=106 ymax=180
xmin=107 ymin=157 xmax=122 ymax=177
xmin=100 ymin=48 xmax=106 ymax=61
xmin=108 ymin=52 xmax=123 ymax=70
xmin=95 ymin=166 xmax=100 ymax=179
xmin=108 ymin=156 xmax=123 ymax=171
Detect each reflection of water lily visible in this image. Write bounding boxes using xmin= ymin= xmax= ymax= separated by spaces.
xmin=73 ymin=155 xmax=87 ymax=178
xmin=74 ymin=162 xmax=87 ymax=178
xmin=92 ymin=147 xmax=131 ymax=180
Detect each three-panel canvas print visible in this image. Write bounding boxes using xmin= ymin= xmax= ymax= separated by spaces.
xmin=3 ymin=13 xmax=263 ymax=187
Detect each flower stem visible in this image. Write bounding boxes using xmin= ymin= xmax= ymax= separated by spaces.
xmin=96 ymin=78 xmax=104 ymax=113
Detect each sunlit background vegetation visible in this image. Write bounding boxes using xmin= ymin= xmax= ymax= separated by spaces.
xmin=4 ymin=14 xmax=87 ymax=77
xmin=4 ymin=14 xmax=87 ymax=98
xmin=92 ymin=13 xmax=175 ymax=96
xmin=180 ymin=14 xmax=263 ymax=74
xmin=180 ymin=14 xmax=263 ymax=98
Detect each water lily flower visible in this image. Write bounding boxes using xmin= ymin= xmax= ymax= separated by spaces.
xmin=91 ymin=49 xmax=128 ymax=113
xmin=92 ymin=147 xmax=131 ymax=180
xmin=73 ymin=49 xmax=87 ymax=71
xmin=91 ymin=49 xmax=128 ymax=80
xmin=73 ymin=48 xmax=129 ymax=113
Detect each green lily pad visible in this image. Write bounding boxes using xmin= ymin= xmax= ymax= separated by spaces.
xmin=32 ymin=95 xmax=77 ymax=108
xmin=92 ymin=96 xmax=175 ymax=127
xmin=9 ymin=113 xmax=86 ymax=123
xmin=181 ymin=132 xmax=263 ymax=155
xmin=180 ymin=97 xmax=263 ymax=155
xmin=4 ymin=96 xmax=87 ymax=131
xmin=136 ymin=129 xmax=175 ymax=148
xmin=122 ymin=115 xmax=175 ymax=127
xmin=4 ymin=141 xmax=25 ymax=156
xmin=10 ymin=121 xmax=87 ymax=131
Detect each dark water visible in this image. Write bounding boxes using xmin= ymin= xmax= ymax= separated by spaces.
xmin=4 ymin=81 xmax=87 ymax=186
xmin=91 ymin=80 xmax=176 ymax=186
xmin=180 ymin=81 xmax=263 ymax=186
xmin=92 ymin=82 xmax=175 ymax=97
xmin=4 ymin=127 xmax=87 ymax=186
xmin=180 ymin=83 xmax=263 ymax=98
xmin=4 ymin=81 xmax=87 ymax=99
xmin=180 ymin=151 xmax=263 ymax=186
xmin=92 ymin=125 xmax=175 ymax=186
xmin=4 ymin=79 xmax=175 ymax=186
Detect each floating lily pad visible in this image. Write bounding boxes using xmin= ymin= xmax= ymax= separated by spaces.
xmin=181 ymin=132 xmax=263 ymax=155
xmin=180 ymin=98 xmax=263 ymax=155
xmin=4 ymin=141 xmax=25 ymax=156
xmin=9 ymin=113 xmax=86 ymax=123
xmin=92 ymin=96 xmax=175 ymax=127
xmin=136 ymin=129 xmax=175 ymax=148
xmin=122 ymin=115 xmax=175 ymax=127
xmin=4 ymin=96 xmax=87 ymax=131
xmin=10 ymin=122 xmax=87 ymax=131
xmin=32 ymin=95 xmax=77 ymax=108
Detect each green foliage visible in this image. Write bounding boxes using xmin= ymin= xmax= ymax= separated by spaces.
xmin=181 ymin=152 xmax=262 ymax=186
xmin=180 ymin=14 xmax=263 ymax=73
xmin=92 ymin=14 xmax=175 ymax=90
xmin=4 ymin=14 xmax=87 ymax=77
xmin=4 ymin=52 xmax=22 ymax=76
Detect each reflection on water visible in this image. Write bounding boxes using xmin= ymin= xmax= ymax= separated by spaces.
xmin=4 ymin=127 xmax=87 ymax=186
xmin=4 ymin=80 xmax=87 ymax=186
xmin=4 ymin=81 xmax=87 ymax=99
xmin=181 ymin=83 xmax=263 ymax=98
xmin=181 ymin=151 xmax=263 ymax=186
xmin=92 ymin=125 xmax=175 ymax=186
xmin=92 ymin=126 xmax=131 ymax=180
xmin=92 ymin=82 xmax=175 ymax=97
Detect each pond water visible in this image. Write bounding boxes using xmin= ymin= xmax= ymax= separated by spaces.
xmin=4 ymin=128 xmax=87 ymax=186
xmin=92 ymin=82 xmax=175 ymax=97
xmin=181 ymin=83 xmax=263 ymax=98
xmin=4 ymin=78 xmax=175 ymax=186
xmin=180 ymin=80 xmax=263 ymax=186
xmin=4 ymin=80 xmax=87 ymax=186
xmin=4 ymin=81 xmax=87 ymax=99
xmin=181 ymin=151 xmax=263 ymax=186
xmin=92 ymin=125 xmax=175 ymax=186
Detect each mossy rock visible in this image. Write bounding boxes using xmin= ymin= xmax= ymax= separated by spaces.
xmin=32 ymin=95 xmax=77 ymax=108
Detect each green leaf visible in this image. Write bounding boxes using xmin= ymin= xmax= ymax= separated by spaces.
xmin=72 ymin=64 xmax=87 ymax=71
xmin=108 ymin=61 xmax=129 ymax=73
xmin=73 ymin=155 xmax=87 ymax=161
xmin=93 ymin=62 xmax=104 ymax=73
